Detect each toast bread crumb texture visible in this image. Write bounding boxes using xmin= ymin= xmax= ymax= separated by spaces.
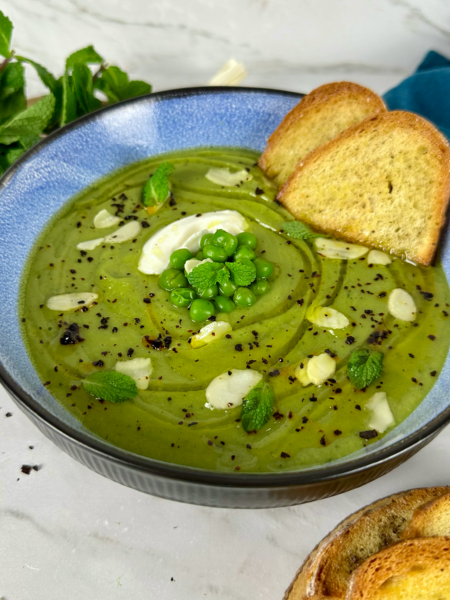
xmin=401 ymin=492 xmax=450 ymax=539
xmin=347 ymin=537 xmax=450 ymax=599
xmin=284 ymin=487 xmax=450 ymax=600
xmin=259 ymin=82 xmax=386 ymax=186
xmin=278 ymin=111 xmax=450 ymax=265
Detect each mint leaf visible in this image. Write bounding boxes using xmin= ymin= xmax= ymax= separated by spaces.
xmin=83 ymin=370 xmax=137 ymax=402
xmin=142 ymin=162 xmax=175 ymax=207
xmin=0 ymin=11 xmax=13 ymax=58
xmin=72 ymin=62 xmax=101 ymax=116
xmin=94 ymin=66 xmax=152 ymax=103
xmin=66 ymin=45 xmax=103 ymax=71
xmin=241 ymin=380 xmax=274 ymax=432
xmin=226 ymin=258 xmax=256 ymax=286
xmin=0 ymin=62 xmax=24 ymax=101
xmin=282 ymin=221 xmax=324 ymax=240
xmin=16 ymin=56 xmax=57 ymax=92
xmin=61 ymin=74 xmax=77 ymax=126
xmin=215 ymin=265 xmax=230 ymax=285
xmin=188 ymin=261 xmax=221 ymax=290
xmin=122 ymin=79 xmax=152 ymax=99
xmin=347 ymin=349 xmax=384 ymax=390
xmin=0 ymin=93 xmax=55 ymax=147
xmin=0 ymin=87 xmax=26 ymax=126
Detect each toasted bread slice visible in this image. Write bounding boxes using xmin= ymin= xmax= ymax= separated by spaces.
xmin=278 ymin=111 xmax=450 ymax=265
xmin=401 ymin=492 xmax=450 ymax=539
xmin=259 ymin=82 xmax=386 ymax=186
xmin=284 ymin=487 xmax=450 ymax=600
xmin=346 ymin=537 xmax=450 ymax=599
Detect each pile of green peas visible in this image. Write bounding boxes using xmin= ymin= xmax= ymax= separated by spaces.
xmin=158 ymin=229 xmax=274 ymax=322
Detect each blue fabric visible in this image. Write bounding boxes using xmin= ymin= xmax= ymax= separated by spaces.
xmin=384 ymin=50 xmax=450 ymax=139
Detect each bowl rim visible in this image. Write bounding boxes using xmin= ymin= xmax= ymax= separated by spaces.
xmin=2 ymin=85 xmax=450 ymax=488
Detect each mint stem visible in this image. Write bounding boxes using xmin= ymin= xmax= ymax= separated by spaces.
xmin=92 ymin=62 xmax=107 ymax=82
xmin=0 ymin=50 xmax=14 ymax=75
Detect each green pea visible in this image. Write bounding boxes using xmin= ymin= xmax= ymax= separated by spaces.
xmin=203 ymin=244 xmax=228 ymax=263
xmin=190 ymin=299 xmax=215 ymax=322
xmin=237 ymin=232 xmax=257 ymax=250
xmin=200 ymin=233 xmax=214 ymax=249
xmin=215 ymin=296 xmax=235 ymax=313
xmin=233 ymin=287 xmax=257 ymax=307
xmin=195 ymin=250 xmax=204 ymax=260
xmin=170 ymin=248 xmax=192 ymax=270
xmin=196 ymin=284 xmax=218 ymax=300
xmin=250 ymin=280 xmax=271 ymax=296
xmin=218 ymin=280 xmax=238 ymax=297
xmin=159 ymin=268 xmax=188 ymax=291
xmin=211 ymin=229 xmax=238 ymax=257
xmin=170 ymin=287 xmax=196 ymax=308
xmin=253 ymin=257 xmax=274 ymax=280
xmin=233 ymin=245 xmax=255 ymax=261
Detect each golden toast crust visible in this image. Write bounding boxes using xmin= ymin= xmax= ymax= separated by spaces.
xmin=259 ymin=82 xmax=386 ymax=186
xmin=278 ymin=111 xmax=450 ymax=265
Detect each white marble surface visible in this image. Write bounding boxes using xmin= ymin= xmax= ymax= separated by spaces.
xmin=2 ymin=1 xmax=450 ymax=599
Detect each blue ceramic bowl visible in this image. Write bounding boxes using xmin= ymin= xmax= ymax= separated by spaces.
xmin=1 ymin=88 xmax=449 ymax=508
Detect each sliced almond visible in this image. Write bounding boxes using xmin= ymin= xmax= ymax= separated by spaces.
xmin=367 ymin=249 xmax=392 ymax=265
xmin=208 ymin=58 xmax=247 ymax=86
xmin=307 ymin=305 xmax=349 ymax=329
xmin=114 ymin=357 xmax=152 ymax=390
xmin=104 ymin=221 xmax=141 ymax=243
xmin=388 ymin=288 xmax=416 ymax=321
xmin=93 ymin=209 xmax=121 ymax=229
xmin=46 ymin=292 xmax=98 ymax=311
xmin=315 ymin=238 xmax=368 ymax=260
xmin=190 ymin=321 xmax=232 ymax=349
xmin=366 ymin=391 xmax=394 ymax=433
xmin=205 ymin=368 xmax=263 ymax=410
xmin=184 ymin=258 xmax=213 ymax=275
xmin=205 ymin=167 xmax=253 ymax=187
xmin=77 ymin=237 xmax=104 ymax=251
xmin=307 ymin=353 xmax=336 ymax=385
xmin=295 ymin=361 xmax=311 ymax=386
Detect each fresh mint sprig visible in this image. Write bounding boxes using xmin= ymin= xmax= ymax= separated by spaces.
xmin=241 ymin=379 xmax=274 ymax=432
xmin=142 ymin=162 xmax=175 ymax=207
xmin=282 ymin=221 xmax=324 ymax=240
xmin=83 ymin=370 xmax=138 ymax=402
xmin=187 ymin=260 xmax=228 ymax=290
xmin=226 ymin=258 xmax=256 ymax=286
xmin=347 ymin=349 xmax=384 ymax=390
xmin=0 ymin=10 xmax=153 ymax=176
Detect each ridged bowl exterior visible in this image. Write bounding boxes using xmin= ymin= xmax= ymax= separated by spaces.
xmin=1 ymin=88 xmax=450 ymax=508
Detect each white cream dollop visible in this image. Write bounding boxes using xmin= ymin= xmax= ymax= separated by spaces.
xmin=205 ymin=369 xmax=263 ymax=410
xmin=138 ymin=210 xmax=248 ymax=275
xmin=114 ymin=357 xmax=152 ymax=390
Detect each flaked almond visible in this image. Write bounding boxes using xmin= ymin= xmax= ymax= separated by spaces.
xmin=315 ymin=238 xmax=368 ymax=260
xmin=295 ymin=361 xmax=311 ymax=386
xmin=366 ymin=391 xmax=394 ymax=433
xmin=307 ymin=305 xmax=349 ymax=329
xmin=208 ymin=58 xmax=247 ymax=86
xmin=104 ymin=220 xmax=141 ymax=243
xmin=205 ymin=167 xmax=253 ymax=187
xmin=77 ymin=237 xmax=104 ymax=251
xmin=184 ymin=257 xmax=213 ymax=275
xmin=190 ymin=321 xmax=232 ymax=349
xmin=46 ymin=292 xmax=98 ymax=311
xmin=367 ymin=249 xmax=392 ymax=265
xmin=205 ymin=368 xmax=262 ymax=410
xmin=307 ymin=353 xmax=336 ymax=385
xmin=93 ymin=209 xmax=121 ymax=229
xmin=388 ymin=288 xmax=416 ymax=321
xmin=114 ymin=357 xmax=152 ymax=390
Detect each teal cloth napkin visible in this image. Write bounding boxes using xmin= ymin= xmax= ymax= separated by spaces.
xmin=383 ymin=50 xmax=450 ymax=139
